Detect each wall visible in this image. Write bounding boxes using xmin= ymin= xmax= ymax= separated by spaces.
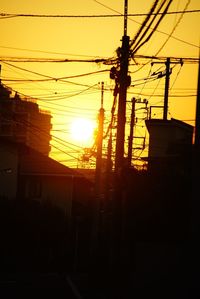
xmin=0 ymin=141 xmax=19 ymax=199
xmin=20 ymin=174 xmax=74 ymax=218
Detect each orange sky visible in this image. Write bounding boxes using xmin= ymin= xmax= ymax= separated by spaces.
xmin=0 ymin=0 xmax=199 ymax=168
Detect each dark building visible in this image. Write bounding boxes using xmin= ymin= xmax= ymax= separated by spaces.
xmin=145 ymin=117 xmax=194 ymax=175
xmin=0 ymin=83 xmax=52 ymax=155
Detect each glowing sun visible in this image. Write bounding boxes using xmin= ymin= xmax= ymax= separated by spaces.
xmin=70 ymin=118 xmax=96 ymax=145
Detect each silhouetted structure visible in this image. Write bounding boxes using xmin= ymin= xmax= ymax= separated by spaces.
xmin=145 ymin=117 xmax=193 ymax=175
xmin=0 ymin=83 xmax=52 ymax=155
xmin=0 ymin=137 xmax=93 ymax=205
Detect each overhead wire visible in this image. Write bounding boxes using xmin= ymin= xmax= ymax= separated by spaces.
xmin=155 ymin=0 xmax=191 ymax=56
xmin=0 ymin=55 xmax=198 ymax=65
xmin=129 ymin=0 xmax=161 ymax=49
xmin=0 ymin=84 xmax=98 ymax=140
xmin=93 ymin=0 xmax=199 ymax=49
xmin=128 ymin=0 xmax=194 ymax=80
xmin=133 ymin=63 xmax=154 ymax=97
xmin=0 ymin=10 xmax=199 ymax=18
xmin=2 ymin=61 xmax=110 ymax=80
xmin=0 ymin=56 xmax=113 ymax=64
xmin=0 ymin=84 xmax=99 ymax=165
xmin=128 ymin=90 xmax=196 ymax=98
xmin=3 ymin=115 xmax=92 ymax=165
xmin=133 ymin=55 xmax=199 ymax=63
xmin=169 ymin=63 xmax=183 ymax=90
xmin=1 ymin=114 xmax=83 ymax=152
xmin=0 ymin=45 xmax=107 ymax=58
xmin=0 ymin=1 xmax=197 ymax=168
xmin=2 ymin=82 xmax=100 ymax=107
xmin=130 ymin=0 xmax=173 ymax=56
xmin=1 ymin=61 xmax=62 ymax=96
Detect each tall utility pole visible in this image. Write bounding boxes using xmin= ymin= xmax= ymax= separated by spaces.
xmin=105 ymin=131 xmax=113 ymax=200
xmin=127 ymin=97 xmax=136 ymax=166
xmin=194 ymin=51 xmax=200 ymax=148
xmin=114 ymin=0 xmax=130 ymax=173
xmin=111 ymin=0 xmax=130 ymax=274
xmin=192 ymin=45 xmax=200 ymax=245
xmin=90 ymin=82 xmax=105 ymax=270
xmin=152 ymin=57 xmax=173 ymax=120
xmin=95 ymin=81 xmax=105 ymax=197
xmin=163 ymin=57 xmax=170 ymax=120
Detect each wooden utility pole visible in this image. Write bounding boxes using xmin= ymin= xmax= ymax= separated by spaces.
xmin=111 ymin=0 xmax=130 ymax=274
xmin=114 ymin=0 xmax=130 ymax=173
xmin=127 ymin=97 xmax=136 ymax=166
xmin=152 ymin=58 xmax=172 ymax=120
xmin=105 ymin=131 xmax=113 ymax=200
xmin=191 ymin=46 xmax=200 ymax=254
xmin=163 ymin=57 xmax=170 ymax=120
xmin=194 ymin=52 xmax=200 ymax=148
xmin=90 ymin=82 xmax=105 ymax=270
xmin=95 ymin=81 xmax=105 ymax=197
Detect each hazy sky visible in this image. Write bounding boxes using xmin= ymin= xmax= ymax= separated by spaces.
xmin=0 ymin=0 xmax=199 ymax=167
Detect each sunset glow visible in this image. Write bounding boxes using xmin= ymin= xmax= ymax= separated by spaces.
xmin=0 ymin=0 xmax=199 ymax=291
xmin=70 ymin=118 xmax=96 ymax=145
xmin=0 ymin=0 xmax=199 ymax=168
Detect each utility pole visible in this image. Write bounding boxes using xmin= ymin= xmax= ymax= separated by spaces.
xmin=194 ymin=52 xmax=200 ymax=148
xmin=163 ymin=57 xmax=170 ymax=120
xmin=111 ymin=0 xmax=130 ymax=276
xmin=191 ymin=45 xmax=200 ymax=250
xmin=127 ymin=97 xmax=136 ymax=166
xmin=105 ymin=131 xmax=113 ymax=201
xmin=114 ymin=0 xmax=130 ymax=173
xmin=95 ymin=81 xmax=105 ymax=197
xmin=152 ymin=57 xmax=175 ymax=120
xmin=90 ymin=82 xmax=105 ymax=272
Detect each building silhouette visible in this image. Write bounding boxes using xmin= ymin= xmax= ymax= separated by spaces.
xmin=145 ymin=117 xmax=194 ymax=175
xmin=0 ymin=83 xmax=52 ymax=155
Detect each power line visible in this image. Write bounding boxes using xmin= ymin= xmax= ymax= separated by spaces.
xmin=93 ymin=0 xmax=199 ymax=49
xmin=2 ymin=82 xmax=100 ymax=104
xmin=133 ymin=55 xmax=199 ymax=63
xmin=127 ymin=90 xmax=197 ymax=98
xmin=1 ymin=115 xmax=84 ymax=162
xmin=0 ymin=85 xmax=98 ymax=119
xmin=130 ymin=0 xmax=174 ymax=55
xmin=0 ymin=45 xmax=106 ymax=58
xmin=155 ymin=0 xmax=191 ymax=56
xmin=0 ymin=10 xmax=199 ymax=18
xmin=2 ymin=61 xmax=109 ymax=80
xmin=130 ymin=0 xmax=161 ymax=49
xmin=0 ymin=55 xmax=198 ymax=64
xmin=0 ymin=56 xmax=111 ymax=64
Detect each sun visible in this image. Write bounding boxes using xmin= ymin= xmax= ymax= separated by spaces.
xmin=70 ymin=118 xmax=96 ymax=145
